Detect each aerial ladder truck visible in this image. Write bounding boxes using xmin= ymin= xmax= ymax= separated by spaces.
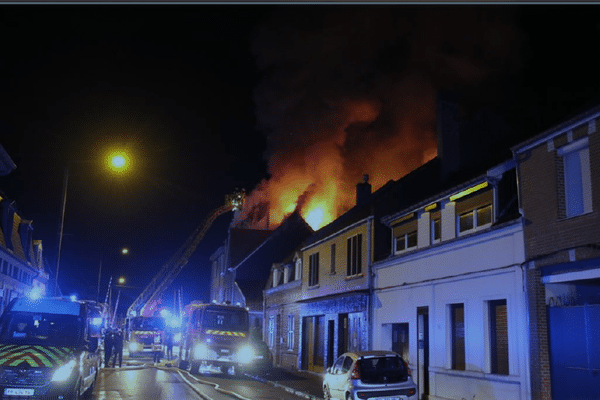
xmin=124 ymin=191 xmax=244 ymax=358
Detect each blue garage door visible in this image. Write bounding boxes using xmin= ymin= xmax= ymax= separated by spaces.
xmin=548 ymin=304 xmax=600 ymax=400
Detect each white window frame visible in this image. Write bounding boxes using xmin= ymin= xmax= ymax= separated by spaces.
xmin=347 ymin=234 xmax=362 ymax=277
xmin=457 ymin=204 xmax=492 ymax=236
xmin=268 ymin=315 xmax=276 ymax=348
xmin=558 ymin=137 xmax=592 ymax=218
xmin=395 ymin=230 xmax=417 ymax=253
xmin=287 ymin=314 xmax=295 ymax=351
xmin=431 ymin=217 xmax=441 ymax=244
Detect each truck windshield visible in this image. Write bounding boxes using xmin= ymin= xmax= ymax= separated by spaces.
xmin=130 ymin=317 xmax=165 ymax=331
xmin=0 ymin=312 xmax=82 ymax=347
xmin=201 ymin=309 xmax=249 ymax=331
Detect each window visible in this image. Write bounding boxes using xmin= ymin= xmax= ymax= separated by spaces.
xmin=458 ymin=204 xmax=492 ymax=234
xmin=330 ymin=244 xmax=336 ymax=274
xmin=559 ymin=138 xmax=592 ymax=218
xmin=347 ymin=234 xmax=362 ymax=276
xmin=489 ymin=299 xmax=508 ymax=375
xmin=431 ymin=217 xmax=441 ymax=243
xmin=309 ymin=253 xmax=319 ymax=287
xmin=396 ymin=231 xmax=417 ymax=252
xmin=287 ymin=314 xmax=295 ymax=351
xmin=450 ymin=303 xmax=465 ymax=370
xmin=268 ymin=315 xmax=275 ymax=348
xmin=286 ymin=263 xmax=295 ymax=283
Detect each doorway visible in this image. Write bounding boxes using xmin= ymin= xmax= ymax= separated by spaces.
xmin=417 ymin=307 xmax=429 ymax=399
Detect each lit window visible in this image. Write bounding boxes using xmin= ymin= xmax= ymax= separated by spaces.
xmin=347 ymin=234 xmax=362 ymax=276
xmin=559 ymin=138 xmax=592 ymax=218
xmin=489 ymin=299 xmax=508 ymax=375
xmin=396 ymin=230 xmax=417 ymax=252
xmin=458 ymin=204 xmax=492 ymax=234
xmin=309 ymin=253 xmax=319 ymax=287
xmin=450 ymin=303 xmax=465 ymax=370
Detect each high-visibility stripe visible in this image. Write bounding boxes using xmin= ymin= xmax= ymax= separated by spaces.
xmin=0 ymin=345 xmax=72 ymax=367
xmin=205 ymin=330 xmax=246 ymax=337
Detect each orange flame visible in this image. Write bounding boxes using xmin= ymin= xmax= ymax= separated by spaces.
xmin=233 ymin=94 xmax=437 ymax=231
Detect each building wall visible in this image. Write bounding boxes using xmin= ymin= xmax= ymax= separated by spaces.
xmin=374 ymin=217 xmax=529 ymax=399
xmin=518 ymin=117 xmax=600 ymax=263
xmin=0 ymin=197 xmax=47 ymax=313
xmin=301 ymin=219 xmax=371 ymax=302
xmin=515 ymin=112 xmax=600 ymax=400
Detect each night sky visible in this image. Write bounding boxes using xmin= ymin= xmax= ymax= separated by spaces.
xmin=1 ymin=4 xmax=599 ymax=315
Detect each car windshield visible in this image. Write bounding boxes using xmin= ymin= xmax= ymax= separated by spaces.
xmin=130 ymin=317 xmax=165 ymax=331
xmin=359 ymin=356 xmax=408 ymax=384
xmin=0 ymin=312 xmax=83 ymax=347
xmin=201 ymin=309 xmax=249 ymax=331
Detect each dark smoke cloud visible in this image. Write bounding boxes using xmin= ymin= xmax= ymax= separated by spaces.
xmin=240 ymin=6 xmax=524 ymax=229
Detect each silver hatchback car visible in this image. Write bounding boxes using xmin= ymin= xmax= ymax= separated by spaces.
xmin=323 ymin=351 xmax=418 ymax=400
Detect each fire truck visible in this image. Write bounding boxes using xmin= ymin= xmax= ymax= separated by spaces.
xmin=125 ymin=191 xmax=244 ymax=359
xmin=178 ymin=302 xmax=252 ymax=375
xmin=0 ymin=296 xmax=102 ymax=400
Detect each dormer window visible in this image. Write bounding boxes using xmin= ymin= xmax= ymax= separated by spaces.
xmin=455 ymin=185 xmax=493 ymax=235
xmin=392 ymin=214 xmax=418 ymax=254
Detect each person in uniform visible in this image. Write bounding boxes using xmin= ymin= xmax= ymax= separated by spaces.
xmin=111 ymin=329 xmax=124 ymax=368
xmin=103 ymin=328 xmax=114 ymax=368
xmin=164 ymin=328 xmax=174 ymax=360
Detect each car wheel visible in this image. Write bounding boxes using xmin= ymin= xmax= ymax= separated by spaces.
xmin=220 ymin=365 xmax=229 ymax=374
xmin=323 ymin=385 xmax=332 ymax=400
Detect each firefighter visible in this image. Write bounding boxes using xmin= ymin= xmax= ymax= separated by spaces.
xmin=164 ymin=328 xmax=174 ymax=360
xmin=111 ymin=329 xmax=124 ymax=368
xmin=103 ymin=328 xmax=114 ymax=368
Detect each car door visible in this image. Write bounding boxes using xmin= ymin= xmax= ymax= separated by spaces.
xmin=329 ymin=356 xmax=346 ymax=399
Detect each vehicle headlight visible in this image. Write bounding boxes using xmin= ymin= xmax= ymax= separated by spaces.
xmin=237 ymin=345 xmax=254 ymax=364
xmin=129 ymin=342 xmax=141 ymax=352
xmin=193 ymin=343 xmax=208 ymax=359
xmin=52 ymin=360 xmax=76 ymax=382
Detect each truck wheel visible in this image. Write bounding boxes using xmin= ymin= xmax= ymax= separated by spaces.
xmin=190 ymin=361 xmax=200 ymax=374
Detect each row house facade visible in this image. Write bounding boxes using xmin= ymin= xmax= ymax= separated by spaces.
xmin=264 ymin=250 xmax=303 ymax=370
xmin=512 ymin=104 xmax=600 ymax=400
xmin=373 ymin=159 xmax=530 ymax=400
xmin=0 ymin=195 xmax=49 ymax=312
xmin=295 ymin=166 xmax=442 ymax=373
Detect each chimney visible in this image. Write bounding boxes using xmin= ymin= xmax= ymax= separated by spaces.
xmin=437 ymin=90 xmax=463 ymax=182
xmin=356 ymin=174 xmax=372 ymax=206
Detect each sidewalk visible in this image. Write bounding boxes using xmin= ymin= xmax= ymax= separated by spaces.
xmin=253 ymin=367 xmax=325 ymax=400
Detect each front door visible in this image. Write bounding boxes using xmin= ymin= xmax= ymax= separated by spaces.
xmin=417 ymin=307 xmax=429 ymax=399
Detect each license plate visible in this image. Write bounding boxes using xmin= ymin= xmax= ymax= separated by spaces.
xmin=373 ymin=397 xmax=400 ymax=400
xmin=4 ymin=388 xmax=35 ymax=396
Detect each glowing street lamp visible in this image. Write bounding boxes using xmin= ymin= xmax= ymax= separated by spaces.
xmin=55 ymin=150 xmax=132 ymax=296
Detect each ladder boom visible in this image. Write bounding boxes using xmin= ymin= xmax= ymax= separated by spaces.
xmin=126 ymin=191 xmax=244 ymax=318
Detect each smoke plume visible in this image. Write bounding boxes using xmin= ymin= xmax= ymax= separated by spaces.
xmin=234 ymin=6 xmax=523 ymax=230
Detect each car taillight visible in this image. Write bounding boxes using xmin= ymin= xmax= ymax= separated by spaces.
xmin=402 ymin=359 xmax=412 ymax=377
xmin=350 ymin=360 xmax=361 ymax=380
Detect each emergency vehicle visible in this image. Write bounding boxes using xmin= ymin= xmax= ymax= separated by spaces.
xmin=178 ymin=302 xmax=253 ymax=375
xmin=126 ymin=316 xmax=165 ymax=358
xmin=0 ymin=296 xmax=101 ymax=400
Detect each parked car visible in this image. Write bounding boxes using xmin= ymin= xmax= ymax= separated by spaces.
xmin=323 ymin=351 xmax=418 ymax=400
xmin=245 ymin=339 xmax=273 ymax=375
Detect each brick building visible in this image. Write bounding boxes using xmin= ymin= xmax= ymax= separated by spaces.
xmin=512 ymin=104 xmax=600 ymax=400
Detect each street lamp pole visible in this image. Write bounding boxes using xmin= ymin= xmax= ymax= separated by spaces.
xmin=55 ymin=167 xmax=69 ymax=296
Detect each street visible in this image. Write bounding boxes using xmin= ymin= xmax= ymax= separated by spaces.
xmin=92 ymin=354 xmax=321 ymax=400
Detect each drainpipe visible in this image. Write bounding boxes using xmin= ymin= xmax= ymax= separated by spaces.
xmin=367 ymin=216 xmax=374 ymax=351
